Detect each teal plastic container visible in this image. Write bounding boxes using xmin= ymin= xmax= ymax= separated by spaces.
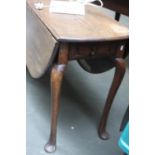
xmin=118 ymin=122 xmax=129 ymax=154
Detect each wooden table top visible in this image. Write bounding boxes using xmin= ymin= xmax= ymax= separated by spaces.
xmin=27 ymin=0 xmax=128 ymax=42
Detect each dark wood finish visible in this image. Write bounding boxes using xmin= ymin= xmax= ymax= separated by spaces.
xmin=94 ymin=0 xmax=129 ymax=23
xmin=68 ymin=40 xmax=127 ymax=60
xmin=115 ymin=12 xmax=121 ymax=21
xmin=93 ymin=0 xmax=129 ymax=17
xmin=76 ymin=39 xmax=128 ymax=73
xmin=26 ymin=0 xmax=128 ymax=78
xmin=27 ymin=0 xmax=128 ymax=42
xmin=44 ymin=43 xmax=69 ymax=153
xmin=26 ymin=0 xmax=129 ymax=152
xmin=26 ymin=4 xmax=58 ymax=78
xmin=98 ymin=58 xmax=126 ymax=139
xmin=102 ymin=0 xmax=129 ymax=16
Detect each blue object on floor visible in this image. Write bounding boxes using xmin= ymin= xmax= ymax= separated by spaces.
xmin=118 ymin=122 xmax=129 ymax=154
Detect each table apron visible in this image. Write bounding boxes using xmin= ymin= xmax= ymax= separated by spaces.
xmin=68 ymin=41 xmax=127 ymax=60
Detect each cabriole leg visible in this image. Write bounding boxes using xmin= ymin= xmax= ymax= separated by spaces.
xmin=99 ymin=58 xmax=126 ymax=140
xmin=44 ymin=43 xmax=68 ymax=153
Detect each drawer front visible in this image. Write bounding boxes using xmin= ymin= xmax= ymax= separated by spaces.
xmin=69 ymin=41 xmax=127 ymax=60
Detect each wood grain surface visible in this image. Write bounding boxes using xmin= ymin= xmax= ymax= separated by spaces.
xmin=27 ymin=4 xmax=58 ymax=78
xmin=26 ymin=0 xmax=129 ymax=151
xmin=27 ymin=0 xmax=128 ymax=42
